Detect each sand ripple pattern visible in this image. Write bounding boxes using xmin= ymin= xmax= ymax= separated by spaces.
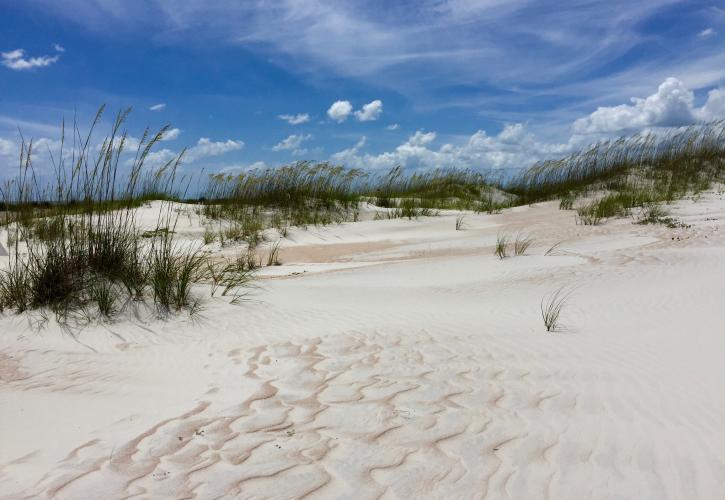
xmin=7 ymin=329 xmax=721 ymax=500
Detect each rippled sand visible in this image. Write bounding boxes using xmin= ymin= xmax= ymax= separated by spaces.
xmin=1 ymin=193 xmax=724 ymax=499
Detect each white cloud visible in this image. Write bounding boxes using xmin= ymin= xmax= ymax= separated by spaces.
xmin=0 ymin=137 xmax=15 ymax=156
xmin=698 ymin=28 xmax=716 ymax=38
xmin=149 ymin=103 xmax=166 ymax=112
xmin=53 ymin=44 xmax=65 ymax=52
xmin=142 ymin=148 xmax=177 ymax=168
xmin=272 ymin=133 xmax=312 ymax=155
xmin=386 ymin=123 xmax=400 ymax=130
xmin=573 ymin=77 xmax=698 ymax=134
xmin=698 ymin=88 xmax=725 ymax=121
xmin=355 ymin=99 xmax=383 ymax=121
xmin=186 ymin=137 xmax=244 ymax=162
xmin=327 ymin=100 xmax=353 ymax=122
xmin=17 ymin=0 xmax=725 ymax=124
xmin=1 ymin=49 xmax=59 ymax=71
xmin=160 ymin=128 xmax=180 ymax=141
xmin=330 ymin=124 xmax=574 ymax=171
xmin=140 ymin=137 xmax=243 ymax=168
xmin=278 ymin=113 xmax=310 ymax=125
xmin=218 ymin=161 xmax=269 ymax=174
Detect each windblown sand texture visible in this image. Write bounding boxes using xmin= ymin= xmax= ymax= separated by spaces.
xmin=1 ymin=192 xmax=725 ymax=499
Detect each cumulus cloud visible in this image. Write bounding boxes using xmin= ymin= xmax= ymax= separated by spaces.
xmin=0 ymin=137 xmax=15 ymax=156
xmin=218 ymin=161 xmax=269 ymax=174
xmin=1 ymin=48 xmax=59 ymax=71
xmin=142 ymin=148 xmax=177 ymax=168
xmin=272 ymin=134 xmax=312 ymax=155
xmin=386 ymin=123 xmax=400 ymax=130
xmin=278 ymin=113 xmax=310 ymax=125
xmin=331 ymin=124 xmax=573 ymax=171
xmin=327 ymin=100 xmax=353 ymax=122
xmin=698 ymin=87 xmax=725 ymax=121
xmin=572 ymin=77 xmax=709 ymax=134
xmin=697 ymin=28 xmax=716 ymax=38
xmin=186 ymin=137 xmax=244 ymax=162
xmin=149 ymin=103 xmax=166 ymax=112
xmin=140 ymin=137 xmax=243 ymax=167
xmin=355 ymin=100 xmax=383 ymax=121
xmin=159 ymin=128 xmax=180 ymax=141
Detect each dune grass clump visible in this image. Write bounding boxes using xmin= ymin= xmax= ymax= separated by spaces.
xmin=266 ymin=241 xmax=281 ymax=266
xmin=636 ymin=203 xmax=690 ymax=229
xmin=200 ymin=162 xmax=364 ymax=231
xmin=540 ymin=286 xmax=574 ymax=332
xmin=510 ymin=122 xmax=725 ymax=214
xmin=0 ymin=107 xmax=250 ymax=321
xmin=575 ymin=203 xmax=603 ymax=226
xmin=494 ymin=232 xmax=509 ymax=259
xmin=455 ymin=214 xmax=466 ymax=230
xmin=370 ymin=166 xmax=512 ymax=213
xmin=559 ymin=193 xmax=575 ymax=210
xmin=513 ymin=232 xmax=533 ymax=256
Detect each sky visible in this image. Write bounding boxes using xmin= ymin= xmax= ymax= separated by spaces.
xmin=1 ymin=0 xmax=724 ymax=179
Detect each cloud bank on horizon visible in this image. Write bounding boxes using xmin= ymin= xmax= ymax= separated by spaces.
xmin=1 ymin=0 xmax=724 ymax=176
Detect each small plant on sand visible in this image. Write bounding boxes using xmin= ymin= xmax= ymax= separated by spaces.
xmin=540 ymin=286 xmax=574 ymax=332
xmin=203 ymin=226 xmax=216 ymax=245
xmin=559 ymin=193 xmax=575 ymax=210
xmin=636 ymin=203 xmax=690 ymax=228
xmin=205 ymin=258 xmax=254 ymax=301
xmin=513 ymin=232 xmax=533 ymax=256
xmin=240 ymin=246 xmax=259 ymax=271
xmin=455 ymin=214 xmax=466 ymax=231
xmin=544 ymin=240 xmax=566 ymax=256
xmin=494 ymin=232 xmax=509 ymax=259
xmin=266 ymin=241 xmax=281 ymax=266
xmin=90 ymin=279 xmax=117 ymax=319
xmin=576 ymin=203 xmax=602 ymax=226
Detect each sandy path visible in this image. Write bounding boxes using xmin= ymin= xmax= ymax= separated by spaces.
xmin=1 ymin=193 xmax=725 ymax=499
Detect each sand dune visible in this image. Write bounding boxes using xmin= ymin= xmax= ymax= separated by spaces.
xmin=2 ymin=193 xmax=725 ymax=499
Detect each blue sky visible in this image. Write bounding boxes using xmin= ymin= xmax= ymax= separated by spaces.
xmin=1 ymin=0 xmax=724 ymax=177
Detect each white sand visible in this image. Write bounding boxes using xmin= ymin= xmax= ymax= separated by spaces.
xmin=1 ymin=193 xmax=725 ymax=499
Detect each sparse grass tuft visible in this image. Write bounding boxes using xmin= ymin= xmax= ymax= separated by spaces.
xmin=455 ymin=214 xmax=466 ymax=230
xmin=513 ymin=232 xmax=533 ymax=256
xmin=637 ymin=203 xmax=690 ymax=228
xmin=494 ymin=232 xmax=509 ymax=259
xmin=576 ymin=203 xmax=603 ymax=226
xmin=540 ymin=286 xmax=574 ymax=332
xmin=266 ymin=241 xmax=281 ymax=266
xmin=544 ymin=240 xmax=566 ymax=256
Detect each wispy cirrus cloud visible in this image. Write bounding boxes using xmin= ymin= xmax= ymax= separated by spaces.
xmin=22 ymin=1 xmax=722 ymax=114
xmin=278 ymin=113 xmax=310 ymax=125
